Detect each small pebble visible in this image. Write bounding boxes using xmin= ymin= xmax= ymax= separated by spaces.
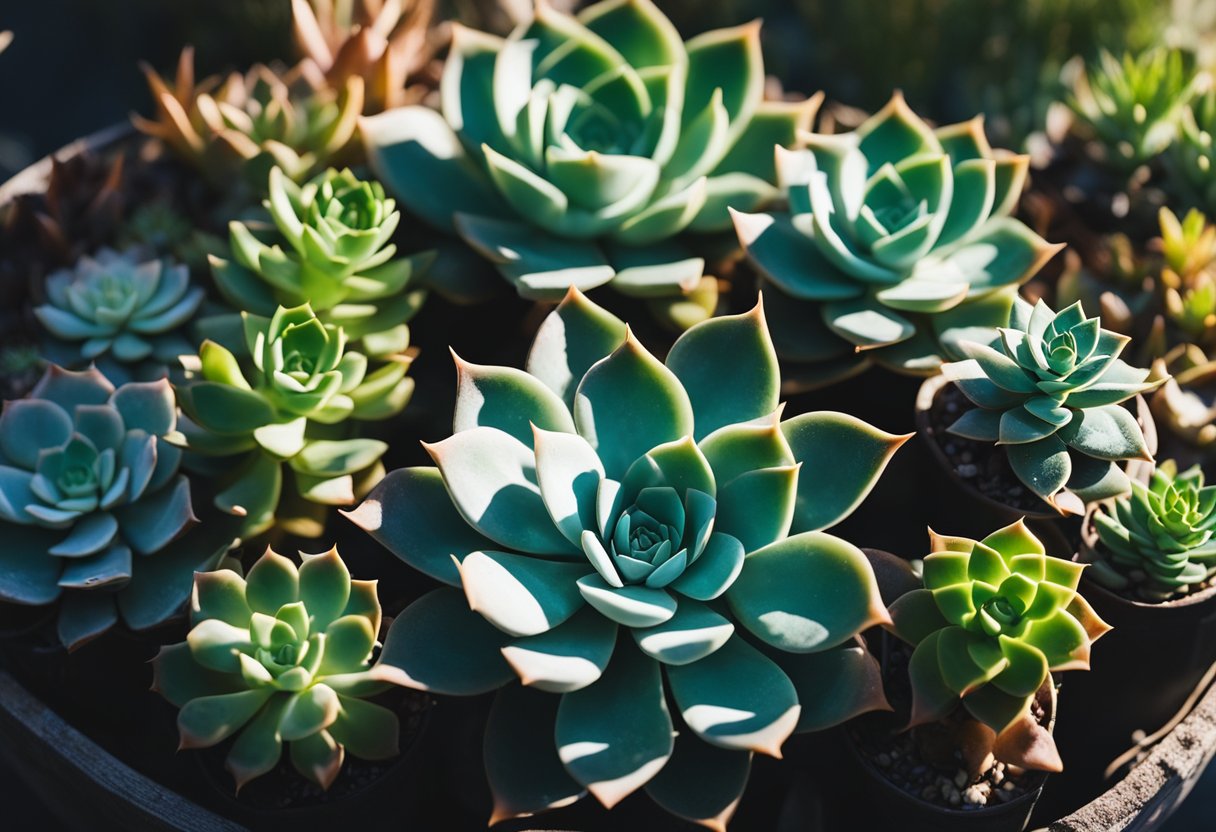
xmin=954 ymin=770 xmax=968 ymax=788
xmin=876 ymin=753 xmax=892 ymax=768
xmin=948 ymin=788 xmax=961 ymax=806
xmin=1003 ymin=781 xmax=1016 ymax=791
xmin=963 ymin=785 xmax=987 ymax=806
xmin=957 ymin=463 xmax=978 ymax=478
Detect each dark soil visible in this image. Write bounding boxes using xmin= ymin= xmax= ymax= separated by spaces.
xmin=929 ymin=382 xmax=1048 ymax=513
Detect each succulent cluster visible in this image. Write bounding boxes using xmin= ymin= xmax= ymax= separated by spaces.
xmin=35 ymin=247 xmax=202 ymax=382
xmin=347 ymin=288 xmax=906 ymax=826
xmin=1168 ymin=90 xmax=1216 ymax=213
xmin=153 ymin=547 xmax=407 ymax=790
xmin=362 ymin=0 xmax=817 ymax=327
xmin=136 ymin=48 xmax=363 ymax=189
xmin=889 ymin=522 xmax=1110 ymax=770
xmin=943 ymin=297 xmax=1160 ymax=514
xmin=1089 ymin=460 xmax=1216 ymax=600
xmin=0 ymin=366 xmax=233 ymax=648
xmin=734 ymin=93 xmax=1059 ymax=389
xmin=176 ymin=304 xmax=410 ymax=537
xmin=1068 ymin=48 xmax=1204 ymax=171
xmin=208 ymin=166 xmax=432 ymax=354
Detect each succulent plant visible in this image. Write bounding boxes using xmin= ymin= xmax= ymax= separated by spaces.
xmin=135 ymin=47 xmax=363 ymax=190
xmin=207 ymin=166 xmax=431 ymax=356
xmin=0 ymin=366 xmax=234 ymax=649
xmin=1151 ymin=343 xmax=1216 ymax=457
xmin=733 ymin=93 xmax=1060 ymax=390
xmin=34 ymin=248 xmax=203 ymax=383
xmin=153 ymin=546 xmax=407 ymax=790
xmin=1068 ymin=48 xmax=1203 ymax=171
xmin=942 ymin=297 xmax=1161 ymax=514
xmin=889 ymin=521 xmax=1111 ymax=771
xmin=1088 ymin=460 xmax=1216 ymax=600
xmin=176 ymin=304 xmax=410 ymax=537
xmin=362 ymin=0 xmax=819 ymax=327
xmin=1168 ymin=90 xmax=1216 ymax=213
xmin=347 ymin=287 xmax=906 ymax=826
xmin=291 ymin=0 xmax=438 ymax=113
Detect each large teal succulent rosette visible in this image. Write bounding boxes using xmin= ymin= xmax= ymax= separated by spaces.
xmin=347 ymin=288 xmax=907 ymax=827
xmin=733 ymin=93 xmax=1062 ymax=390
xmin=361 ymin=0 xmax=818 ymax=328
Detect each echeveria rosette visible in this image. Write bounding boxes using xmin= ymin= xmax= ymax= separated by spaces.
xmin=942 ymin=297 xmax=1163 ymax=515
xmin=206 ymin=166 xmax=433 ymax=358
xmin=1089 ymin=460 xmax=1216 ymax=601
xmin=733 ymin=93 xmax=1061 ymax=390
xmin=35 ymin=248 xmax=204 ymax=383
xmin=346 ymin=287 xmax=907 ymax=828
xmin=0 ymin=366 xmax=233 ymax=649
xmin=153 ymin=547 xmax=406 ymax=791
xmin=176 ymin=304 xmax=409 ymax=537
xmin=889 ymin=522 xmax=1111 ymax=771
xmin=362 ymin=0 xmax=818 ymax=328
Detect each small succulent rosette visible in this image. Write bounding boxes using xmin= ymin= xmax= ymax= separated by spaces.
xmin=733 ymin=93 xmax=1061 ymax=390
xmin=362 ymin=0 xmax=819 ymax=328
xmin=34 ymin=247 xmax=203 ymax=384
xmin=205 ymin=166 xmax=434 ymax=357
xmin=888 ymin=522 xmax=1111 ymax=772
xmin=941 ymin=297 xmax=1163 ymax=514
xmin=135 ymin=48 xmax=363 ymax=189
xmin=0 ymin=366 xmax=234 ymax=649
xmin=1087 ymin=460 xmax=1216 ymax=601
xmin=175 ymin=304 xmax=411 ymax=538
xmin=347 ymin=288 xmax=908 ymax=827
xmin=153 ymin=547 xmax=407 ymax=790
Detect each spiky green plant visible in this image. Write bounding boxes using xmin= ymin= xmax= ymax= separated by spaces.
xmin=889 ymin=521 xmax=1110 ymax=770
xmin=153 ymin=547 xmax=406 ymax=790
xmin=207 ymin=166 xmax=432 ymax=355
xmin=1089 ymin=460 xmax=1216 ymax=600
xmin=1168 ymin=90 xmax=1216 ymax=212
xmin=346 ymin=287 xmax=907 ymax=827
xmin=1068 ymin=48 xmax=1203 ymax=170
xmin=733 ymin=93 xmax=1060 ymax=390
xmin=34 ymin=248 xmax=203 ymax=383
xmin=942 ymin=297 xmax=1161 ymax=514
xmin=0 ymin=366 xmax=233 ymax=649
xmin=175 ymin=304 xmax=411 ymax=537
xmin=362 ymin=0 xmax=819 ymax=329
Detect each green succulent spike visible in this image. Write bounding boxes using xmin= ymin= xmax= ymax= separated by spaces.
xmin=362 ymin=0 xmax=817 ymax=326
xmin=889 ymin=521 xmax=1110 ymax=770
xmin=347 ymin=287 xmax=907 ymax=827
xmin=207 ymin=166 xmax=433 ymax=357
xmin=1069 ymin=49 xmax=1202 ymax=172
xmin=942 ymin=297 xmax=1162 ymax=514
xmin=0 ymin=366 xmax=233 ymax=649
xmin=153 ymin=547 xmax=407 ymax=791
xmin=1089 ymin=460 xmax=1216 ymax=600
xmin=35 ymin=248 xmax=203 ymax=383
xmin=176 ymin=304 xmax=410 ymax=536
xmin=1168 ymin=91 xmax=1216 ymax=213
xmin=733 ymin=93 xmax=1061 ymax=389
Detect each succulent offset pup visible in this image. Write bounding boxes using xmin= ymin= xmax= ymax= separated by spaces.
xmin=347 ymin=287 xmax=908 ymax=828
xmin=153 ymin=547 xmax=406 ymax=790
xmin=362 ymin=0 xmax=819 ymax=328
xmin=733 ymin=93 xmax=1061 ymax=390
xmin=35 ymin=247 xmax=203 ymax=383
xmin=207 ymin=166 xmax=433 ymax=356
xmin=135 ymin=48 xmax=363 ymax=190
xmin=888 ymin=522 xmax=1111 ymax=773
xmin=0 ymin=366 xmax=233 ymax=649
xmin=175 ymin=304 xmax=411 ymax=537
xmin=1088 ymin=460 xmax=1216 ymax=601
xmin=942 ymin=297 xmax=1162 ymax=514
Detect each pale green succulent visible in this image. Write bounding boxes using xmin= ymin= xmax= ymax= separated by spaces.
xmin=34 ymin=248 xmax=203 ymax=383
xmin=362 ymin=0 xmax=819 ymax=328
xmin=734 ymin=93 xmax=1060 ymax=390
xmin=176 ymin=304 xmax=410 ymax=537
xmin=1090 ymin=460 xmax=1216 ymax=600
xmin=0 ymin=366 xmax=233 ymax=649
xmin=207 ymin=166 xmax=432 ymax=357
xmin=348 ymin=287 xmax=906 ymax=827
xmin=153 ymin=547 xmax=406 ymax=790
xmin=943 ymin=297 xmax=1162 ymax=514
